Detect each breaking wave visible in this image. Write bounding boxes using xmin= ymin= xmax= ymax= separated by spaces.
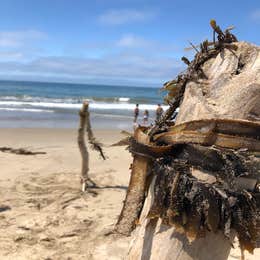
xmin=0 ymin=99 xmax=168 ymax=111
xmin=0 ymin=107 xmax=54 ymax=113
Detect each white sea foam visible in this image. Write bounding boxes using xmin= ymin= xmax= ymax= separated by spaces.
xmin=0 ymin=101 xmax=169 ymax=111
xmin=0 ymin=107 xmax=54 ymax=113
xmin=92 ymin=113 xmax=133 ymax=119
xmin=118 ymin=97 xmax=130 ymax=102
xmin=0 ymin=95 xmax=92 ymax=103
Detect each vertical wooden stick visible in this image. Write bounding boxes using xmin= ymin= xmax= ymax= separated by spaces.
xmin=115 ymin=127 xmax=150 ymax=235
xmin=78 ymin=101 xmax=89 ymax=192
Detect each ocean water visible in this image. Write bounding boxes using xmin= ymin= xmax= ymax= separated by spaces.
xmin=0 ymin=80 xmax=168 ymax=129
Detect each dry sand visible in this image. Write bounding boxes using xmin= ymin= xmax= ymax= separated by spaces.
xmin=0 ymin=128 xmax=258 ymax=259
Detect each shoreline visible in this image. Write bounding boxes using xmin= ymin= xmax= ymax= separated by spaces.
xmin=0 ymin=112 xmax=149 ymax=130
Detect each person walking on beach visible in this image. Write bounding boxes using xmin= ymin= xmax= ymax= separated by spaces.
xmin=143 ymin=109 xmax=149 ymax=125
xmin=134 ymin=104 xmax=139 ymax=123
xmin=156 ymin=104 xmax=164 ymax=121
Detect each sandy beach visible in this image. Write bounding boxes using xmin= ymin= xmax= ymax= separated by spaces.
xmin=0 ymin=128 xmax=132 ymax=259
xmin=0 ymin=128 xmax=259 ymax=259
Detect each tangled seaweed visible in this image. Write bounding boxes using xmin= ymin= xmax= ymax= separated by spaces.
xmin=0 ymin=147 xmax=46 ymax=155
xmin=148 ymin=155 xmax=259 ymax=253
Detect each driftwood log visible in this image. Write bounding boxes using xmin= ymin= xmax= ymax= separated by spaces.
xmin=116 ymin=21 xmax=260 ymax=259
xmin=77 ymin=101 xmax=105 ymax=191
xmin=115 ymin=127 xmax=151 ymax=235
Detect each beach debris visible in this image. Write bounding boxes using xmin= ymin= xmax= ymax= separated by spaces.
xmin=0 ymin=147 xmax=46 ymax=155
xmin=116 ymin=20 xmax=260 ymax=258
xmin=149 ymin=20 xmax=239 ymax=139
xmin=186 ymin=40 xmax=200 ymax=53
xmin=154 ymin=119 xmax=260 ymax=152
xmin=147 ymin=147 xmax=259 ymax=252
xmin=77 ymin=101 xmax=105 ymax=192
xmin=111 ymin=131 xmax=133 ymax=146
xmin=0 ymin=205 xmax=11 ymax=212
xmin=210 ymin=19 xmax=238 ymax=44
xmin=85 ymin=105 xmax=106 ymax=161
xmin=114 ymin=127 xmax=151 ymax=235
xmin=111 ymin=137 xmax=130 ymax=147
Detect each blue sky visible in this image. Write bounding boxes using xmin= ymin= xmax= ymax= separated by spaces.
xmin=0 ymin=0 xmax=259 ymax=86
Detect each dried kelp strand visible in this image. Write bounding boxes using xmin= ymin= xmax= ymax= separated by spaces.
xmin=149 ymin=156 xmax=259 ymax=253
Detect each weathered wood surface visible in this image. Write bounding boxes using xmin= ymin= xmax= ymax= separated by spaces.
xmin=175 ymin=42 xmax=260 ymax=124
xmin=78 ymin=102 xmax=90 ymax=191
xmin=128 ymin=174 xmax=236 ymax=260
xmin=127 ymin=42 xmax=260 ymax=259
xmin=114 ymin=128 xmax=150 ymax=236
xmin=153 ymin=118 xmax=260 ymax=151
xmin=77 ymin=101 xmax=105 ymax=191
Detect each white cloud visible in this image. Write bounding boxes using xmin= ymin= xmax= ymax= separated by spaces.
xmin=0 ymin=30 xmax=182 ymax=85
xmin=116 ymin=34 xmax=150 ymax=48
xmin=0 ymin=51 xmax=24 ymax=61
xmin=0 ymin=30 xmax=47 ymax=48
xmin=250 ymin=9 xmax=260 ymax=22
xmin=0 ymin=52 xmax=183 ymax=85
xmin=98 ymin=9 xmax=156 ymax=25
xmin=115 ymin=34 xmax=178 ymax=53
xmin=82 ymin=34 xmax=177 ymax=53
